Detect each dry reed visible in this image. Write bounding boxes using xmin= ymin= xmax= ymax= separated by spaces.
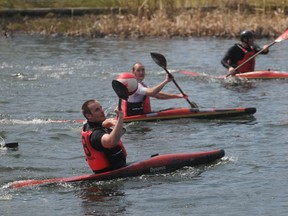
xmin=1 ymin=8 xmax=287 ymax=38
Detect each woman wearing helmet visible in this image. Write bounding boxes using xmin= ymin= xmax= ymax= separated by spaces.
xmin=221 ymin=30 xmax=269 ymax=76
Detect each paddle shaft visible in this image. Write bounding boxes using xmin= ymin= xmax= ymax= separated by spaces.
xmin=234 ymin=41 xmax=275 ymax=71
xmin=118 ymin=99 xmax=122 ymax=111
xmin=163 ymin=68 xmax=198 ymax=108
xmin=150 ymin=52 xmax=198 ymax=108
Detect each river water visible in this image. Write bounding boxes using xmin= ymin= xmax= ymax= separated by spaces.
xmin=0 ymin=35 xmax=287 ymax=216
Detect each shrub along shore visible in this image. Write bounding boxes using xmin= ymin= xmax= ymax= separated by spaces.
xmin=1 ymin=7 xmax=287 ymax=38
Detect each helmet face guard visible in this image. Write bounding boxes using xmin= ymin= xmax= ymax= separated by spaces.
xmin=240 ymin=31 xmax=254 ymax=42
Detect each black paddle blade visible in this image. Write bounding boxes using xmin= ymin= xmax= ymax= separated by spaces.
xmin=150 ymin=52 xmax=167 ymax=69
xmin=112 ymin=80 xmax=129 ymax=100
xmin=2 ymin=142 xmax=19 ymax=148
xmin=112 ymin=80 xmax=129 ymax=111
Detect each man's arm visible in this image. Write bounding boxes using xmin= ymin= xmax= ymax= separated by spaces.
xmin=101 ymin=109 xmax=124 ymax=149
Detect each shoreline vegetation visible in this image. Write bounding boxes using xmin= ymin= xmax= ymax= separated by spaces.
xmin=0 ymin=0 xmax=287 ymax=38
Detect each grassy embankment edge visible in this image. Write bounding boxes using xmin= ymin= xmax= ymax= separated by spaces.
xmin=0 ymin=1 xmax=287 ymax=38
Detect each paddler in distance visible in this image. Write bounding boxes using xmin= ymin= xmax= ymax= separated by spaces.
xmin=81 ymin=99 xmax=127 ymax=173
xmin=221 ymin=30 xmax=270 ymax=76
xmin=119 ymin=62 xmax=188 ymax=116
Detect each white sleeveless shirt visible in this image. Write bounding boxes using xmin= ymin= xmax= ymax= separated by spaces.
xmin=127 ymin=82 xmax=148 ymax=103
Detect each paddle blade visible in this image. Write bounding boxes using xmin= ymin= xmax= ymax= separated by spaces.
xmin=1 ymin=142 xmax=19 ymax=148
xmin=112 ymin=80 xmax=129 ymax=101
xmin=275 ymin=28 xmax=288 ymax=42
xmin=150 ymin=52 xmax=167 ymax=69
xmin=6 ymin=142 xmax=19 ymax=148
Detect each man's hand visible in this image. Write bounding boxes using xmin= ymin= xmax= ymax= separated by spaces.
xmin=228 ymin=67 xmax=237 ymax=76
xmin=102 ymin=118 xmax=116 ymax=128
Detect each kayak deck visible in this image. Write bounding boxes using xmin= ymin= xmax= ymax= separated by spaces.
xmin=123 ymin=107 xmax=256 ymax=123
xmin=8 ymin=149 xmax=225 ymax=189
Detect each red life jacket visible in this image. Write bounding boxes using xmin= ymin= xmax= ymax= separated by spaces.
xmin=122 ymin=82 xmax=152 ymax=116
xmin=140 ymin=82 xmax=151 ymax=113
xmin=122 ymin=96 xmax=151 ymax=117
xmin=237 ymin=45 xmax=256 ymax=73
xmin=81 ymin=129 xmax=127 ymax=173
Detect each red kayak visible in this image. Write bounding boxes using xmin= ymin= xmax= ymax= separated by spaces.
xmin=50 ymin=107 xmax=256 ymax=123
xmin=122 ymin=107 xmax=256 ymax=122
xmin=179 ymin=70 xmax=288 ymax=79
xmin=8 ymin=149 xmax=225 ymax=189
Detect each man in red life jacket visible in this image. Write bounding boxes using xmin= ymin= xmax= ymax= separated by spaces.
xmin=221 ymin=30 xmax=269 ymax=76
xmin=81 ymin=99 xmax=127 ymax=173
xmin=122 ymin=62 xmax=188 ymax=116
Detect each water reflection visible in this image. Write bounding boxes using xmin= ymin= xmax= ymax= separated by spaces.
xmin=77 ymin=181 xmax=127 ymax=215
xmin=75 ymin=167 xmax=203 ymax=215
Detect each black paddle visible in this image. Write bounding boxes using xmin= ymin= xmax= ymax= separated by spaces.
xmin=112 ymin=80 xmax=128 ymax=135
xmin=0 ymin=137 xmax=19 ymax=148
xmin=150 ymin=52 xmax=198 ymax=108
xmin=112 ymin=80 xmax=129 ymax=111
xmin=1 ymin=142 xmax=19 ymax=148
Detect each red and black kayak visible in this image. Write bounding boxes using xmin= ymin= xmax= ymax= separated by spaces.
xmin=50 ymin=107 xmax=256 ymax=124
xmin=122 ymin=107 xmax=256 ymax=123
xmin=179 ymin=70 xmax=288 ymax=79
xmin=8 ymin=149 xmax=225 ymax=189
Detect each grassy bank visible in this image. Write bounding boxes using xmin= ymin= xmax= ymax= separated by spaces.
xmin=1 ymin=0 xmax=287 ymax=10
xmin=0 ymin=0 xmax=287 ymax=38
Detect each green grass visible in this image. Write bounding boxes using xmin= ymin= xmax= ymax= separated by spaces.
xmin=0 ymin=0 xmax=287 ymax=10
